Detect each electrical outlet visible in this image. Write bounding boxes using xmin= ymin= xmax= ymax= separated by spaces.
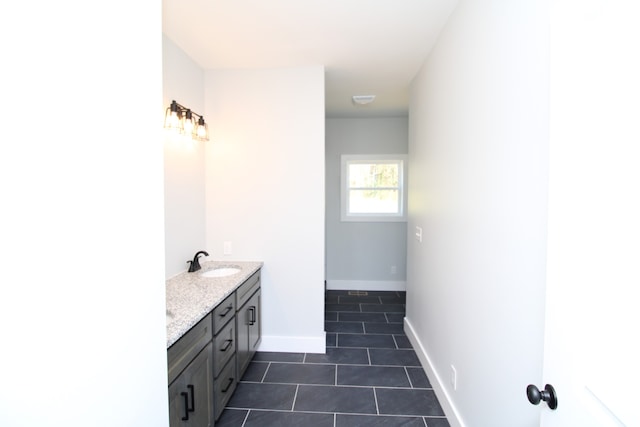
xmin=223 ymin=241 xmax=232 ymax=255
xmin=450 ymin=365 xmax=457 ymax=390
xmin=390 ymin=265 xmax=397 ymax=275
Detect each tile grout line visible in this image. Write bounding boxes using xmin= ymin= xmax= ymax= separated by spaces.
xmin=238 ymin=408 xmax=424 ymax=417
xmin=373 ymin=387 xmax=380 ymax=415
xmin=260 ymin=362 xmax=270 ymax=383
xmin=404 ymin=366 xmax=414 ymax=388
xmin=291 ymin=384 xmax=300 ymax=411
xmin=240 ymin=409 xmax=250 ymax=427
xmin=244 ymin=382 xmax=424 ymax=390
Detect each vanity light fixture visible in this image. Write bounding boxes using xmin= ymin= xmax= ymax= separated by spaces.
xmin=164 ymin=100 xmax=209 ymax=141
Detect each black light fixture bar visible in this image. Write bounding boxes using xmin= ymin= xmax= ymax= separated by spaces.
xmin=164 ymin=100 xmax=209 ymax=141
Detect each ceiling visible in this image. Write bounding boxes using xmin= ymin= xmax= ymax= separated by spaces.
xmin=162 ymin=0 xmax=457 ymax=117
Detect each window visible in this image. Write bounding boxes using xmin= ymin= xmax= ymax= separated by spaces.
xmin=341 ymin=154 xmax=407 ymax=222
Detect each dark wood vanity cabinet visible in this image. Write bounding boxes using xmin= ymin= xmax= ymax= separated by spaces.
xmin=167 ymin=269 xmax=261 ymax=426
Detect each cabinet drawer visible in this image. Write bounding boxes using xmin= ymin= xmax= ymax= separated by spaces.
xmin=212 ymin=293 xmax=235 ymax=334
xmin=214 ymin=355 xmax=237 ymax=421
xmin=213 ymin=319 xmax=236 ymax=377
xmin=236 ymin=271 xmax=260 ymax=309
xmin=168 ymin=313 xmax=213 ymax=385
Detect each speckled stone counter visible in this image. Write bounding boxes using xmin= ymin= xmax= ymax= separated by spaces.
xmin=166 ymin=260 xmax=263 ymax=348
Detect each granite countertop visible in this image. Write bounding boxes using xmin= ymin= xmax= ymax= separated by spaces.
xmin=166 ymin=260 xmax=263 ymax=348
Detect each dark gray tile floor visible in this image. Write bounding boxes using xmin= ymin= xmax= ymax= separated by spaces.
xmin=217 ymin=290 xmax=450 ymax=427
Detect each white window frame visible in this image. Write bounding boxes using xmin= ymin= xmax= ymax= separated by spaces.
xmin=340 ymin=154 xmax=408 ymax=222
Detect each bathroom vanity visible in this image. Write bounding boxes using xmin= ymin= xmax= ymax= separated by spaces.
xmin=166 ymin=261 xmax=262 ymax=426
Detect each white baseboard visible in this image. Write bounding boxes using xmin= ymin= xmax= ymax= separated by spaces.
xmin=404 ymin=317 xmax=465 ymax=427
xmin=257 ymin=333 xmax=326 ymax=354
xmin=325 ymin=280 xmax=406 ymax=291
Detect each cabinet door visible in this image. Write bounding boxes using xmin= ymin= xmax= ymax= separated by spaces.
xmin=247 ymin=289 xmax=261 ymax=354
xmin=236 ymin=300 xmax=251 ymax=379
xmin=168 ymin=343 xmax=214 ymax=427
xmin=237 ymin=289 xmax=261 ymax=379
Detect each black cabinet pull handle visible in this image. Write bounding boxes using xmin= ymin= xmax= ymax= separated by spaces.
xmin=180 ymin=392 xmax=189 ymax=421
xmin=187 ymin=384 xmax=195 ymax=413
xmin=221 ymin=377 xmax=234 ymax=393
xmin=527 ymin=384 xmax=558 ymax=410
xmin=219 ymin=305 xmax=233 ymax=317
xmin=249 ymin=306 xmax=256 ymax=325
xmin=221 ymin=339 xmax=233 ymax=352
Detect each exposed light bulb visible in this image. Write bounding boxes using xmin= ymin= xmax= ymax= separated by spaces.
xmin=164 ymin=100 xmax=183 ymax=132
xmin=183 ymin=110 xmax=194 ymax=135
xmin=169 ymin=111 xmax=180 ymax=128
xmin=196 ymin=117 xmax=209 ymax=141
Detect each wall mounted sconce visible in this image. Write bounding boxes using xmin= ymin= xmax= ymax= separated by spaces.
xmin=164 ymin=100 xmax=209 ymax=141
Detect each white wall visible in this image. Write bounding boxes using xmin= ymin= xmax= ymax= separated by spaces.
xmin=0 ymin=2 xmax=168 ymax=426
xmin=541 ymin=2 xmax=640 ymax=425
xmin=204 ymin=66 xmax=326 ymax=353
xmin=163 ymin=35 xmax=208 ymax=278
xmin=405 ymin=0 xmax=548 ymax=426
xmin=325 ymin=117 xmax=408 ymax=290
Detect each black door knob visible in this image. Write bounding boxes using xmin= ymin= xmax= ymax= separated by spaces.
xmin=527 ymin=384 xmax=558 ymax=410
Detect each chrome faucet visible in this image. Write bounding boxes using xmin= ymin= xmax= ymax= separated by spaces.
xmin=187 ymin=250 xmax=209 ymax=272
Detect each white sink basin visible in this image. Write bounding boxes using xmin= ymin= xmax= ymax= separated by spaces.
xmin=201 ymin=267 xmax=241 ymax=278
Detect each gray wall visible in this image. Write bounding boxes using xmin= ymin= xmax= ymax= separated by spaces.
xmin=205 ymin=67 xmax=326 ymax=353
xmin=163 ymin=35 xmax=207 ymax=279
xmin=405 ymin=0 xmax=548 ymax=425
xmin=325 ymin=117 xmax=408 ymax=290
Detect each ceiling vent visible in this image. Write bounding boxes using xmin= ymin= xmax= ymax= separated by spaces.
xmin=352 ymin=95 xmax=376 ymax=106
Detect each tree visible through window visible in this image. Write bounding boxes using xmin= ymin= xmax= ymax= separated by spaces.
xmin=341 ymin=155 xmax=407 ymax=222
